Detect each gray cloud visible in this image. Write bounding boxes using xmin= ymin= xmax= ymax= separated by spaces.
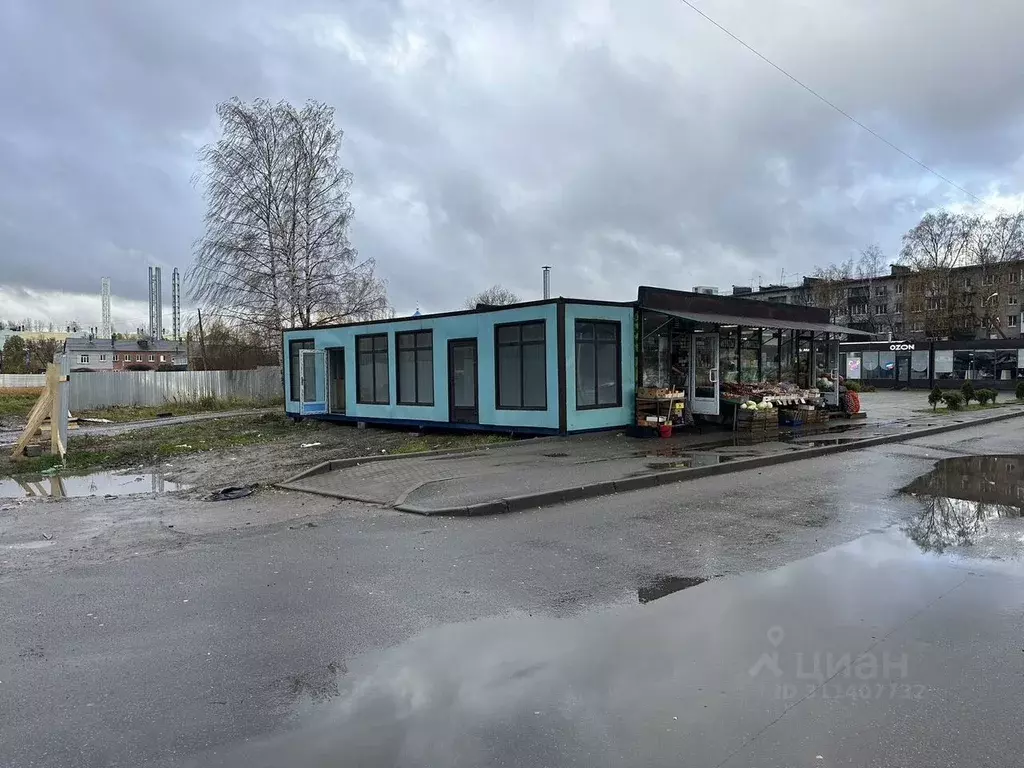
xmin=3 ymin=0 xmax=1024 ymax=322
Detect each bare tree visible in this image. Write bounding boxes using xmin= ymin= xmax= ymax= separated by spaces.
xmin=899 ymin=212 xmax=982 ymax=338
xmin=857 ymin=243 xmax=887 ymax=279
xmin=465 ymin=284 xmax=521 ymax=309
xmin=808 ymin=259 xmax=854 ymax=323
xmin=189 ymin=99 xmax=389 ymax=335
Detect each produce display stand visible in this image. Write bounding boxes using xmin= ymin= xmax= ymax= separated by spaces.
xmin=635 ymin=388 xmax=686 ymax=434
xmin=721 ymin=383 xmax=828 ymax=435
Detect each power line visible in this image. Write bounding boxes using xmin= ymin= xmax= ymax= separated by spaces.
xmin=675 ymin=0 xmax=982 ymax=204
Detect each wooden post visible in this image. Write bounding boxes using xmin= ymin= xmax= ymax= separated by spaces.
xmin=10 ymin=386 xmax=53 ymax=460
xmin=47 ymin=363 xmax=66 ymax=460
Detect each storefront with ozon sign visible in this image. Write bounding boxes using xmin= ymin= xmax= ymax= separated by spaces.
xmin=840 ymin=338 xmax=1024 ymax=390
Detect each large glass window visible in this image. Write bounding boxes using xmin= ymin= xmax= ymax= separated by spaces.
xmin=968 ymin=350 xmax=996 ymax=380
xmin=951 ymin=350 xmax=972 ymax=380
xmin=862 ymin=350 xmax=881 ymax=379
xmin=911 ymin=350 xmax=930 ymax=380
xmin=496 ymin=321 xmax=547 ymax=409
xmin=718 ymin=327 xmax=739 ymax=384
xmin=878 ymin=350 xmax=896 ymax=380
xmin=575 ymin=320 xmax=621 ymax=408
xmin=761 ymin=331 xmax=781 ymax=383
xmin=740 ymin=328 xmax=760 ymax=383
xmin=356 ymin=334 xmax=390 ymax=404
xmin=934 ymin=350 xmax=956 ymax=380
xmin=288 ymin=339 xmax=314 ymax=401
xmin=396 ymin=331 xmax=433 ymax=406
xmin=996 ymin=350 xmax=1017 ymax=381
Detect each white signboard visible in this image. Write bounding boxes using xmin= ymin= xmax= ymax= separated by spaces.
xmin=934 ymin=350 xmax=954 ymax=374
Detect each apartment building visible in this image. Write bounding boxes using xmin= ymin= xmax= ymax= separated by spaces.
xmin=65 ymin=337 xmax=189 ymax=371
xmin=735 ymin=260 xmax=1024 ymax=341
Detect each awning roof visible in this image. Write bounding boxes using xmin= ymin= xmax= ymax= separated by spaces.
xmin=646 ymin=307 xmax=871 ymax=337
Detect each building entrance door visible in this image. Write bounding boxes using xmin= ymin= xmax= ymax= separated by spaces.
xmin=896 ymin=353 xmax=911 ymax=385
xmin=298 ymin=349 xmax=327 ymax=415
xmin=327 ymin=348 xmax=345 ymax=414
xmin=448 ymin=339 xmax=479 ymax=424
xmin=690 ymin=333 xmax=720 ymax=416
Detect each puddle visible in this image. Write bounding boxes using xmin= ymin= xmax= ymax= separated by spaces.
xmin=638 ymin=575 xmax=707 ymax=603
xmin=0 ymin=471 xmax=189 ymax=499
xmin=643 ymin=453 xmax=734 ymax=470
xmin=781 ymin=437 xmax=862 ymax=448
xmin=208 ymin=529 xmax=1024 ymax=768
xmin=901 ymin=455 xmax=1024 ymax=551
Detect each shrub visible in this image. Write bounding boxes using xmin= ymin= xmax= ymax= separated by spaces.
xmin=844 ymin=381 xmax=861 ymax=393
xmin=1016 ymin=381 xmax=1024 ymax=400
xmin=942 ymin=392 xmax=964 ymax=411
xmin=927 ymin=386 xmax=943 ymax=411
xmin=960 ymin=380 xmax=975 ymax=405
xmin=976 ymin=388 xmax=998 ymax=405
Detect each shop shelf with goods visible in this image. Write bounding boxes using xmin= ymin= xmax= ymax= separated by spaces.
xmin=635 ymin=387 xmax=687 ymax=432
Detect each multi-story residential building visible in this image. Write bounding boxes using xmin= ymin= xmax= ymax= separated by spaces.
xmin=735 ymin=260 xmax=1024 ymax=341
xmin=65 ymin=337 xmax=189 ymax=371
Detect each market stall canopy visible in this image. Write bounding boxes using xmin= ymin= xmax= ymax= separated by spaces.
xmin=637 ymin=286 xmax=871 ymax=337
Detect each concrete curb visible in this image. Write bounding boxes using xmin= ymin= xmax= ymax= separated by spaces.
xmin=278 ymin=435 xmax=563 ymax=486
xmin=390 ymin=408 xmax=1024 ymax=516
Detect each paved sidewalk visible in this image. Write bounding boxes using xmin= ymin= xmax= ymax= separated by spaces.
xmin=281 ymin=392 xmax=1024 ymax=514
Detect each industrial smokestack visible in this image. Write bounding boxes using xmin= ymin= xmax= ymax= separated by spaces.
xmin=100 ymin=277 xmax=111 ymax=339
xmin=542 ymin=265 xmax=551 ymax=300
xmin=171 ymin=268 xmax=181 ymax=342
xmin=148 ymin=266 xmax=163 ymax=340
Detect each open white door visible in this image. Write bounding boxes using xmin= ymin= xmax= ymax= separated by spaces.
xmin=690 ymin=333 xmax=720 ymax=415
xmin=299 ymin=349 xmax=327 ymax=415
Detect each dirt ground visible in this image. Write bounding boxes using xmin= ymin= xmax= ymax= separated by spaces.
xmin=0 ymin=419 xmax=510 ymax=577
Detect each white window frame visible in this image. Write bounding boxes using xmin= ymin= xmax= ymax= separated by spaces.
xmin=79 ymin=354 xmax=89 ymax=364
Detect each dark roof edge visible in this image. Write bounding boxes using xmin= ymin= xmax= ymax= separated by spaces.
xmin=281 ymin=296 xmax=635 ymax=333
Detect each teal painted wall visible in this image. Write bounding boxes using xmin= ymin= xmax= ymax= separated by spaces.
xmin=565 ymin=303 xmax=635 ymax=431
xmin=283 ymin=303 xmax=560 ymax=430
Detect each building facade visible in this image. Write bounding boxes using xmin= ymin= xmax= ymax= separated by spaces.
xmin=65 ymin=338 xmax=189 ymax=371
xmin=736 ymin=260 xmax=1024 ymax=341
xmin=282 ymin=288 xmax=864 ymax=435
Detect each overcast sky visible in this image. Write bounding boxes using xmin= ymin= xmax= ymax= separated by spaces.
xmin=3 ymin=0 xmax=1024 ymax=329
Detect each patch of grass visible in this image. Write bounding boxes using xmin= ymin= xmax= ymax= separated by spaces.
xmin=389 ymin=433 xmax=512 ymax=455
xmin=913 ymin=402 xmax=1009 ymax=415
xmin=0 ymin=413 xmax=514 ymax=481
xmin=0 ymin=390 xmax=44 ymax=418
xmin=0 ymin=413 xmax=303 ymax=479
xmin=78 ymin=396 xmax=281 ymax=423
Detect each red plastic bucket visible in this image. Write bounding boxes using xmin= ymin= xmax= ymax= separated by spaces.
xmin=659 ymin=424 xmax=673 ymax=438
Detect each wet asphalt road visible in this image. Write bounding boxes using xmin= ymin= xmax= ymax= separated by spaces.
xmin=2 ymin=420 xmax=1024 ymax=767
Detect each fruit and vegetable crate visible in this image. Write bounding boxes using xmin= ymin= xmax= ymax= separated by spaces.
xmin=735 ymin=409 xmax=779 ymax=433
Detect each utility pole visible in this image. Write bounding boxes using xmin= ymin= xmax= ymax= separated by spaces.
xmin=197 ymin=309 xmax=208 ymax=371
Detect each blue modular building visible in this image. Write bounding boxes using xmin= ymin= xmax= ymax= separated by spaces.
xmin=282 ymin=286 xmax=864 ymax=435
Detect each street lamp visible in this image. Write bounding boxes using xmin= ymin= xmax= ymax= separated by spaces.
xmin=983 ymin=292 xmax=1000 ymax=343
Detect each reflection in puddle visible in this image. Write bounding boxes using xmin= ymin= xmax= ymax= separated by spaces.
xmin=0 ymin=471 xmax=189 ymax=499
xmin=642 ymin=453 xmax=734 ymax=469
xmin=783 ymin=437 xmax=862 ymax=448
xmin=901 ymin=455 xmax=1024 ymax=551
xmin=638 ymin=576 xmax=707 ymax=603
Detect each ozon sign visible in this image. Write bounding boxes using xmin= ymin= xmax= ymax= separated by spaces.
xmin=889 ymin=343 xmax=915 ymax=351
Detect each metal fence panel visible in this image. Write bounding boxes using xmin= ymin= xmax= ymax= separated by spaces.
xmin=67 ymin=367 xmax=283 ymax=410
xmin=0 ymin=374 xmax=48 ymax=388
